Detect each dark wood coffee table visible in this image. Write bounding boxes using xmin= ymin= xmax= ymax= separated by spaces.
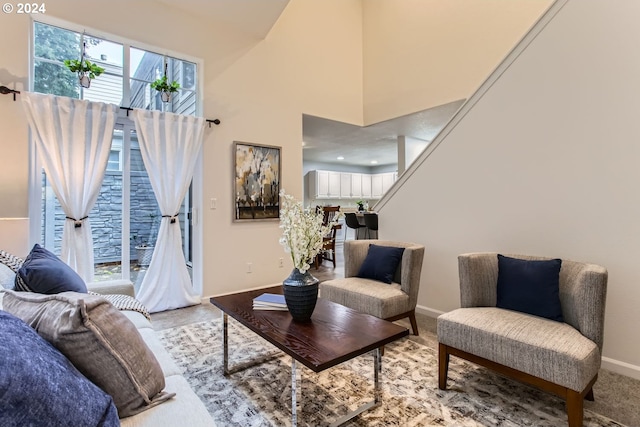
xmin=210 ymin=285 xmax=409 ymax=427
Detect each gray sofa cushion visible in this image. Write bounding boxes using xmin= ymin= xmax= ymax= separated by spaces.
xmin=3 ymin=290 xmax=174 ymax=418
xmin=437 ymin=307 xmax=601 ymax=392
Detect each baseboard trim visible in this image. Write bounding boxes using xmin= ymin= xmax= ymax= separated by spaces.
xmin=200 ymin=283 xmax=281 ymax=303
xmin=415 ymin=304 xmax=444 ymax=319
xmin=416 ymin=304 xmax=640 ymax=381
xmin=601 ymin=356 xmax=640 ymax=381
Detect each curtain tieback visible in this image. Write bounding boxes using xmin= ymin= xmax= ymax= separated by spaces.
xmin=65 ymin=216 xmax=89 ymax=228
xmin=162 ymin=213 xmax=180 ymax=224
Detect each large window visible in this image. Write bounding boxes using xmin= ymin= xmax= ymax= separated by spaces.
xmin=31 ymin=19 xmax=201 ymax=288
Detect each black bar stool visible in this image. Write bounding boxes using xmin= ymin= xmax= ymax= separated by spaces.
xmin=363 ymin=212 xmax=378 ymax=239
xmin=344 ymin=212 xmax=366 ymax=240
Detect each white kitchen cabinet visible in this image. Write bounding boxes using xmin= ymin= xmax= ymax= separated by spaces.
xmin=327 ymin=172 xmax=341 ymax=198
xmin=340 ymin=173 xmax=352 ymax=198
xmin=350 ymin=173 xmax=363 ymax=198
xmin=309 ymin=170 xmax=394 ymax=199
xmin=360 ymin=174 xmax=372 ymax=198
xmin=382 ymin=172 xmax=396 ymax=194
xmin=371 ymin=174 xmax=384 ymax=198
xmin=371 ymin=172 xmax=396 ymax=197
xmin=308 ymin=170 xmax=341 ymax=199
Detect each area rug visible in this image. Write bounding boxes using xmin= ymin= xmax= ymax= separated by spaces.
xmin=157 ymin=319 xmax=625 ymax=427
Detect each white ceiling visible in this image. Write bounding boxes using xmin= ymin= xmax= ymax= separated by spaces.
xmin=302 ymin=99 xmax=466 ymax=167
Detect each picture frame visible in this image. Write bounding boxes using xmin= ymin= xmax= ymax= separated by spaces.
xmin=233 ymin=141 xmax=281 ymax=221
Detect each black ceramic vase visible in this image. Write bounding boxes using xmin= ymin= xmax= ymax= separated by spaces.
xmin=282 ymin=268 xmax=319 ymax=322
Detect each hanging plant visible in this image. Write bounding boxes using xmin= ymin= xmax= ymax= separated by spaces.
xmin=64 ymin=58 xmax=105 ymax=88
xmin=151 ymin=62 xmax=180 ymax=102
xmin=64 ymin=39 xmax=104 ymax=89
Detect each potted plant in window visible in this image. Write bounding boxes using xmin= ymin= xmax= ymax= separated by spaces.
xmin=151 ymin=75 xmax=180 ymax=102
xmin=64 ymin=57 xmax=104 ymax=89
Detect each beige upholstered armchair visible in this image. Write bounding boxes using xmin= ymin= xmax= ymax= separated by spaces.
xmin=320 ymin=240 xmax=425 ymax=334
xmin=437 ymin=252 xmax=608 ymax=427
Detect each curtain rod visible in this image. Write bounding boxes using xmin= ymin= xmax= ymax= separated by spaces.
xmin=0 ymin=85 xmax=20 ymax=101
xmin=0 ymin=86 xmax=221 ymax=127
xmin=119 ymin=107 xmax=221 ymax=128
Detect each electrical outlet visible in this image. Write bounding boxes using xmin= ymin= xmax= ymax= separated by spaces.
xmin=247 ymin=262 xmax=252 ymax=273
xmin=279 ymin=257 xmax=284 ymax=268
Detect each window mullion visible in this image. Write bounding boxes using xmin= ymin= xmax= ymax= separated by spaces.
xmin=123 ymin=42 xmax=131 ymax=107
xmin=121 ymin=124 xmax=132 ymax=281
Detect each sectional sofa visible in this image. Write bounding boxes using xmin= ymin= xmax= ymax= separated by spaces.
xmin=0 ymin=254 xmax=216 ymax=427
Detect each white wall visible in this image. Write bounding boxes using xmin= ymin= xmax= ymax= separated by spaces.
xmin=379 ymin=0 xmax=640 ymax=378
xmin=362 ymin=0 xmax=552 ymax=124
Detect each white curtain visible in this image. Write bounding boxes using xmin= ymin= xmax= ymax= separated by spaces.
xmin=132 ymin=109 xmax=205 ymax=313
xmin=22 ymin=92 xmax=117 ymax=282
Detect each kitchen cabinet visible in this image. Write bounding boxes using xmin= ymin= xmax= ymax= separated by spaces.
xmin=371 ymin=172 xmax=396 ymax=198
xmin=350 ymin=173 xmax=363 ymax=198
xmin=308 ymin=170 xmax=395 ymax=199
xmin=382 ymin=172 xmax=396 ymax=194
xmin=308 ymin=170 xmax=340 ymax=198
xmin=340 ymin=173 xmax=352 ymax=198
xmin=360 ymin=174 xmax=372 ymax=198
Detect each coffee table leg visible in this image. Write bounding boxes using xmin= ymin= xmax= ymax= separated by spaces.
xmin=223 ymin=313 xmax=230 ymax=375
xmin=374 ymin=347 xmax=381 ymax=404
xmin=329 ymin=348 xmax=381 ymax=427
xmin=291 ymin=357 xmax=302 ymax=427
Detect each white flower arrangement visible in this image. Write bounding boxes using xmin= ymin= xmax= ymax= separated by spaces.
xmin=278 ymin=190 xmax=341 ymax=273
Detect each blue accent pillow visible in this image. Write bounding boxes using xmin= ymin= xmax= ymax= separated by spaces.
xmin=0 ymin=310 xmax=119 ymax=427
xmin=357 ymin=244 xmax=405 ymax=284
xmin=496 ymin=254 xmax=564 ymax=322
xmin=15 ymin=243 xmax=87 ymax=294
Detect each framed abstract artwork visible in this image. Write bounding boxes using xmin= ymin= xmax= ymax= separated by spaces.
xmin=234 ymin=141 xmax=281 ymax=221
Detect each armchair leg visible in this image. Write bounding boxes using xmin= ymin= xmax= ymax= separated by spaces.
xmin=438 ymin=343 xmax=450 ymax=390
xmin=585 ymin=388 xmax=594 ymax=401
xmin=566 ymin=389 xmax=584 ymax=427
xmin=408 ymin=310 xmax=419 ymax=336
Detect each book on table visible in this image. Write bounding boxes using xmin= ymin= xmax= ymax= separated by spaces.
xmin=253 ymin=293 xmax=288 ymax=311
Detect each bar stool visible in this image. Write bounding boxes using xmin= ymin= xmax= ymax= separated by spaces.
xmin=344 ymin=212 xmax=366 ymax=240
xmin=363 ymin=212 xmax=378 ymax=239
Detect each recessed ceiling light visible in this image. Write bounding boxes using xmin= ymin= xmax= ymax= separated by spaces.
xmin=337 ymin=156 xmax=344 ymax=160
xmin=370 ymin=160 xmax=378 ymax=164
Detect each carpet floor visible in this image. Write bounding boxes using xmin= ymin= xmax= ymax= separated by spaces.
xmin=157 ymin=319 xmax=626 ymax=427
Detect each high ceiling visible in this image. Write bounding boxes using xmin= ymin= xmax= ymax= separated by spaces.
xmin=302 ymin=100 xmax=466 ymax=167
xmin=150 ymin=1 xmax=465 ymax=168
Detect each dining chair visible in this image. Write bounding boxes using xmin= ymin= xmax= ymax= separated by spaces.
xmin=315 ymin=206 xmax=341 ymax=269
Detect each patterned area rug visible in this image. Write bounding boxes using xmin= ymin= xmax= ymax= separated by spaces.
xmin=157 ymin=320 xmax=625 ymax=427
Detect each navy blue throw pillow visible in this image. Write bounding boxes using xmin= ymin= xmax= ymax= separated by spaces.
xmin=496 ymin=254 xmax=564 ymax=322
xmin=15 ymin=243 xmax=87 ymax=294
xmin=0 ymin=310 xmax=119 ymax=427
xmin=357 ymin=244 xmax=405 ymax=284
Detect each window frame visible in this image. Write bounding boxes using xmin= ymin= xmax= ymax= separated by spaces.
xmin=27 ymin=15 xmax=204 ymax=295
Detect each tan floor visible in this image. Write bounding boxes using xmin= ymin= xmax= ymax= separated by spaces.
xmin=150 ymin=241 xmax=640 ymax=427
